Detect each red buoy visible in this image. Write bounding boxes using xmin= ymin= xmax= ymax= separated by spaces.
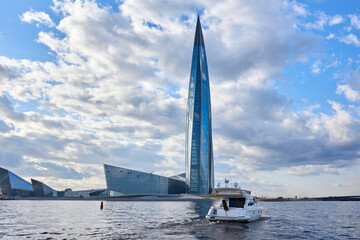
xmin=100 ymin=201 xmax=103 ymax=210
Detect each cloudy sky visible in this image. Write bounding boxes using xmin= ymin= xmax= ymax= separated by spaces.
xmin=0 ymin=0 xmax=359 ymax=197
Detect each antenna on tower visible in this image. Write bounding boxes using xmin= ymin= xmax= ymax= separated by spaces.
xmin=228 ymin=168 xmax=233 ymax=187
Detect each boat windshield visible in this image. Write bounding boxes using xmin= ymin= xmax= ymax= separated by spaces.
xmin=229 ymin=198 xmax=246 ymax=208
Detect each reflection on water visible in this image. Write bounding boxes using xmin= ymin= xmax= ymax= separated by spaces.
xmin=0 ymin=200 xmax=359 ymax=239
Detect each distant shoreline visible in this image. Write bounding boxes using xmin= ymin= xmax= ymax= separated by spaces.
xmin=1 ymin=195 xmax=359 ymax=201
xmin=259 ymin=196 xmax=360 ymax=202
xmin=0 ymin=195 xmax=219 ymax=202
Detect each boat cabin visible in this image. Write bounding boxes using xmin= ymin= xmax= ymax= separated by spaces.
xmin=214 ymin=187 xmax=258 ymax=210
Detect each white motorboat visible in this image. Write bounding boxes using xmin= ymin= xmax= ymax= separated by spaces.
xmin=206 ymin=187 xmax=263 ymax=222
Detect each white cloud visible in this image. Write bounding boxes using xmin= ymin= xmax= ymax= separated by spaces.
xmin=20 ymin=8 xmax=55 ymax=27
xmin=326 ymin=33 xmax=335 ymax=39
xmin=339 ymin=33 xmax=360 ymax=47
xmin=329 ymin=15 xmax=343 ymax=26
xmin=336 ymin=84 xmax=360 ymax=102
xmin=292 ymin=2 xmax=308 ymax=16
xmin=323 ymin=100 xmax=359 ymax=144
xmin=349 ymin=14 xmax=360 ymax=29
xmin=304 ymin=13 xmax=343 ymax=30
xmin=284 ymin=164 xmax=341 ymax=176
xmin=311 ymin=59 xmax=321 ymax=74
xmin=304 ymin=11 xmax=328 ymax=30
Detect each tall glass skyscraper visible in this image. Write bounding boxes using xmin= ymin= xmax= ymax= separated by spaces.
xmin=185 ymin=16 xmax=214 ymax=195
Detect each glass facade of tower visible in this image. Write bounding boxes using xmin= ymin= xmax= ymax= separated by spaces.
xmin=185 ymin=16 xmax=214 ymax=195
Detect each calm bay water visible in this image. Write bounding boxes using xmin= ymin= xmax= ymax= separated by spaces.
xmin=0 ymin=200 xmax=359 ymax=239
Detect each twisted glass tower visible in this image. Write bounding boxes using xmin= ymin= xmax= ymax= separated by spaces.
xmin=185 ymin=16 xmax=214 ymax=195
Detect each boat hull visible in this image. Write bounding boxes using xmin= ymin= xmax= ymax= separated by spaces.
xmin=206 ymin=206 xmax=263 ymax=222
xmin=206 ymin=215 xmax=252 ymax=222
xmin=206 ymin=214 xmax=261 ymax=222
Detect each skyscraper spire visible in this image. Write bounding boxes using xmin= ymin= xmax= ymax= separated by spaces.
xmin=185 ymin=16 xmax=214 ymax=195
xmin=194 ymin=15 xmax=205 ymax=47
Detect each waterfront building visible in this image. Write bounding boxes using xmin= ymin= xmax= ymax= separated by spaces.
xmin=0 ymin=167 xmax=33 ymax=196
xmin=185 ymin=16 xmax=214 ymax=195
xmin=104 ymin=164 xmax=185 ymax=196
xmin=31 ymin=179 xmax=58 ymax=197
xmin=62 ymin=188 xmax=108 ymax=198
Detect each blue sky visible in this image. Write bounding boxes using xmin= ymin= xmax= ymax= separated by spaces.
xmin=0 ymin=0 xmax=359 ymax=197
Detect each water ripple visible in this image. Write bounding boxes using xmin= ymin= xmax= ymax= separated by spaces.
xmin=0 ymin=200 xmax=359 ymax=239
